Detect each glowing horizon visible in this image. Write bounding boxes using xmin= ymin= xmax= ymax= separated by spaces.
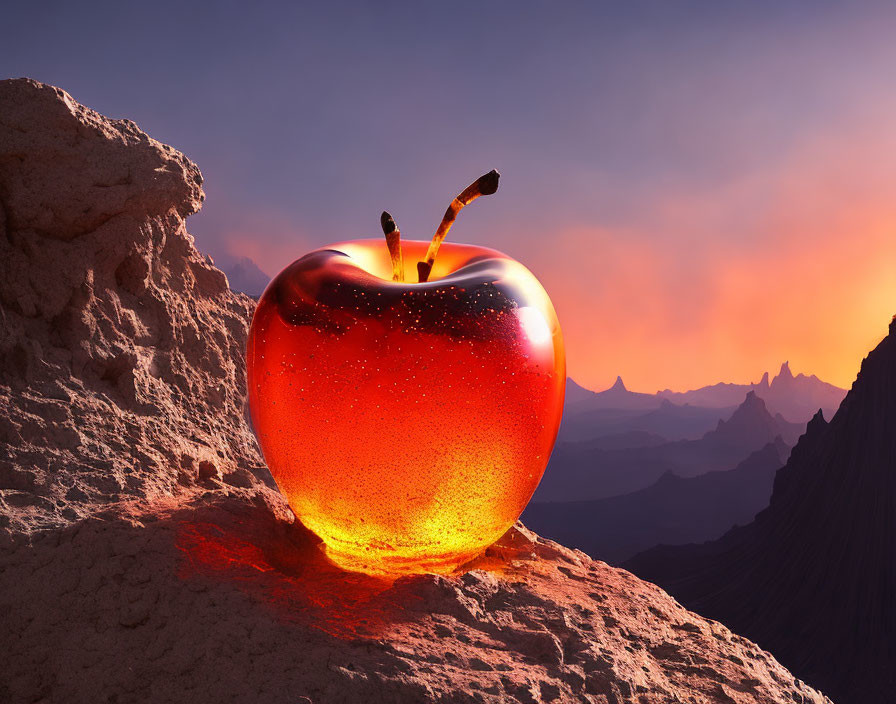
xmin=222 ymin=120 xmax=896 ymax=394
xmin=227 ymin=214 xmax=891 ymax=393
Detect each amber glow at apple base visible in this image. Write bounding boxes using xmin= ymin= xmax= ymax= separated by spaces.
xmin=247 ymin=239 xmax=565 ymax=575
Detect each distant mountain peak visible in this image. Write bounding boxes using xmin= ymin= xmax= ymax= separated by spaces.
xmin=564 ymin=378 xmax=598 ymax=406
xmin=777 ymin=361 xmax=793 ymax=380
xmin=758 ymin=371 xmax=770 ymax=388
xmin=704 ymin=391 xmax=781 ymax=447
xmin=566 ymin=378 xmax=591 ymax=394
xmin=738 ymin=390 xmax=767 ymax=413
xmin=738 ymin=393 xmax=765 ymax=417
xmin=564 ymin=375 xmax=660 ymax=412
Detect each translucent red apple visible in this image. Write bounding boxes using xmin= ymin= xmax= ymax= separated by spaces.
xmin=247 ymin=239 xmax=565 ymax=575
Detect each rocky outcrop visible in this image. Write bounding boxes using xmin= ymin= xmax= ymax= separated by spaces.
xmin=0 ymin=79 xmax=830 ymax=703
xmin=0 ymin=78 xmax=269 ymax=534
xmin=629 ymin=319 xmax=896 ymax=704
xmin=1 ymin=494 xmax=830 ymax=704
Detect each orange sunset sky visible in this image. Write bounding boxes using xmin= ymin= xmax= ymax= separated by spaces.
xmin=9 ymin=3 xmax=893 ymax=392
xmin=199 ymin=5 xmax=896 ymax=394
xmin=227 ymin=122 xmax=896 ymax=394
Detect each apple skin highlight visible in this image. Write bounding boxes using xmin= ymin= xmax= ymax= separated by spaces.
xmin=247 ymin=239 xmax=565 ymax=576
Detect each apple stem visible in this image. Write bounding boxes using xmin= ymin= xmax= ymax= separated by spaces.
xmin=380 ymin=211 xmax=405 ymax=282
xmin=417 ymin=170 xmax=500 ymax=283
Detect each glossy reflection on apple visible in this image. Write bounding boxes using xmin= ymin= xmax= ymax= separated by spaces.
xmin=247 ymin=177 xmax=564 ymax=576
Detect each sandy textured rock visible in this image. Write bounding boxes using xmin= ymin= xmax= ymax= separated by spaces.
xmin=0 ymin=79 xmax=831 ymax=703
xmin=0 ymin=78 xmax=268 ymax=534
xmin=0 ymin=495 xmax=830 ymax=704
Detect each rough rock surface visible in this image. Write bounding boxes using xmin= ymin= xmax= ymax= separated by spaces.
xmin=1 ymin=496 xmax=829 ymax=704
xmin=0 ymin=79 xmax=830 ymax=703
xmin=0 ymin=78 xmax=268 ymax=534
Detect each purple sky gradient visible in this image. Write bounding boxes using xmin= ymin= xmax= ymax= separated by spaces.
xmin=4 ymin=1 xmax=896 ymax=390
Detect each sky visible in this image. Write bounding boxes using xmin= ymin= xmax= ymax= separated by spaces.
xmin=3 ymin=1 xmax=895 ymax=392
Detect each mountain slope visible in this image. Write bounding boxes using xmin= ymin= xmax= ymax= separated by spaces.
xmin=524 ymin=439 xmax=787 ymax=564
xmin=628 ymin=318 xmax=896 ymax=704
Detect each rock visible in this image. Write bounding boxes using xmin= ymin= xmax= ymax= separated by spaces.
xmin=0 ymin=79 xmax=832 ymax=704
xmin=0 ymin=499 xmax=832 ymax=704
xmin=197 ymin=460 xmax=219 ymax=482
xmin=0 ymin=78 xmax=272 ymax=534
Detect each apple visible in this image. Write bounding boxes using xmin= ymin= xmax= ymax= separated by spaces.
xmin=247 ymin=173 xmax=565 ymax=575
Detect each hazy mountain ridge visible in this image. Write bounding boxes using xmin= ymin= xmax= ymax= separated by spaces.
xmin=209 ymin=251 xmax=271 ymax=298
xmin=568 ymin=361 xmax=845 ymax=425
xmin=537 ymin=391 xmax=799 ymax=502
xmin=559 ymin=397 xmax=738 ymax=443
xmin=659 ymin=361 xmax=845 ymax=422
xmin=524 ymin=438 xmax=788 ymax=564
xmin=566 ymin=376 xmax=659 ymax=411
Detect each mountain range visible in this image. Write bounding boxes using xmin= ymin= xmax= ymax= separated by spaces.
xmin=568 ymin=362 xmax=845 ymax=424
xmin=627 ymin=317 xmax=896 ymax=704
xmin=560 ymin=395 xmax=737 ymax=443
xmin=524 ymin=437 xmax=788 ymax=564
xmin=658 ymin=361 xmax=845 ymax=423
xmin=536 ymin=391 xmax=801 ymax=501
xmin=567 ymin=375 xmax=659 ymax=411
